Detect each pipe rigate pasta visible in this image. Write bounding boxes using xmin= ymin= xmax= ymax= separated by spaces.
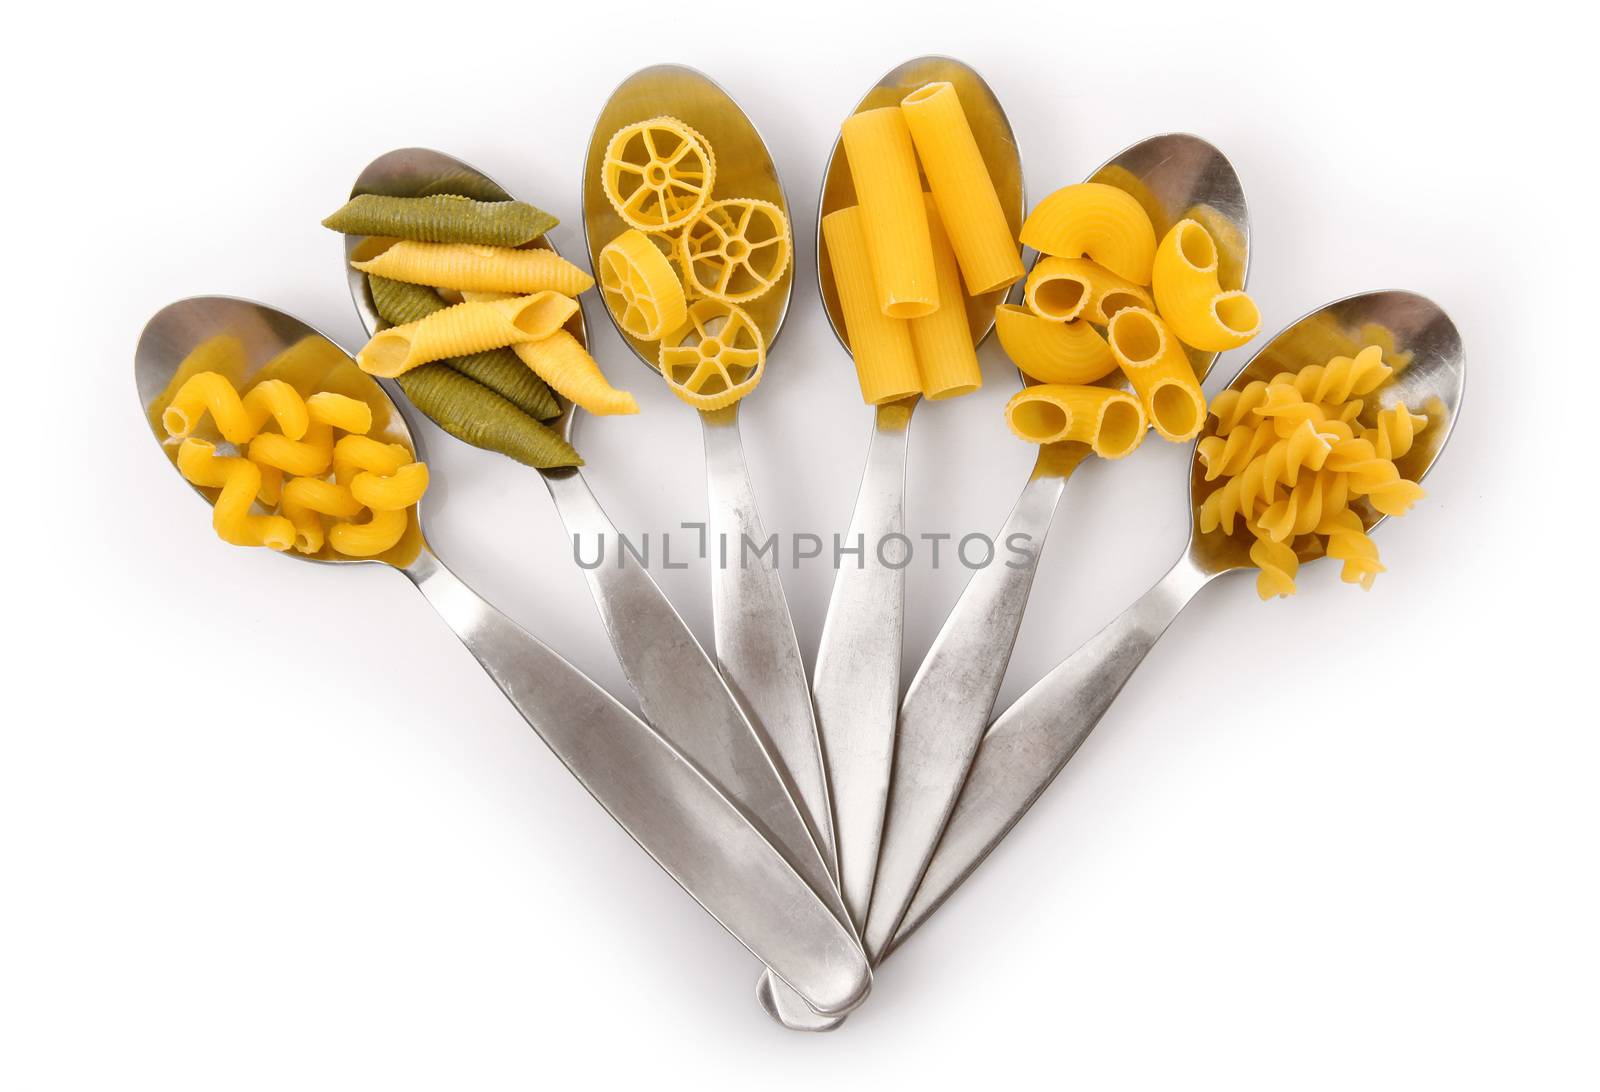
xmin=353 ymin=240 xmax=594 ymax=296
xmin=356 ymin=294 xmax=578 ymax=378
xmin=1042 ymin=258 xmax=1155 ymax=326
xmin=1105 ymin=307 xmax=1207 ymax=442
xmin=602 ymin=116 xmax=717 ymax=232
xmin=1020 ymin=183 xmax=1158 ymax=285
xmin=677 ymin=199 xmax=792 ymax=304
xmin=1004 ymin=384 xmax=1146 ymax=458
xmin=1151 ymin=219 xmax=1260 ymax=352
xmin=658 ymin=299 xmax=766 ymax=411
xmin=994 ymin=305 xmax=1119 ymax=386
xmin=600 ymin=229 xmax=688 ymax=340
xmin=323 ymin=193 xmax=557 ymax=247
xmin=1023 ymin=258 xmax=1092 ymax=322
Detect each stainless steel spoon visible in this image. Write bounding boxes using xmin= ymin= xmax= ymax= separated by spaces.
xmin=135 ymin=296 xmax=872 ymax=1015
xmin=861 ymin=134 xmax=1249 ymax=962
xmin=887 ymin=288 xmax=1465 ymax=956
xmin=578 ymin=66 xmax=840 ymax=891
xmin=344 ymin=150 xmax=857 ymax=984
xmin=757 ymin=54 xmax=1024 ymax=1031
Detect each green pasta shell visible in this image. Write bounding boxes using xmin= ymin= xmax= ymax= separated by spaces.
xmin=368 ymin=275 xmax=560 ymax=421
xmin=397 ymin=365 xmax=581 ymax=469
xmin=326 ymin=193 xmax=558 ymax=246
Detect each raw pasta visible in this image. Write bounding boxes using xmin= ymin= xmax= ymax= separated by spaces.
xmin=994 ymin=305 xmax=1118 ymax=386
xmin=1004 ymin=384 xmax=1146 ymax=458
xmin=1151 ymin=219 xmax=1260 ymax=352
xmin=841 ymin=106 xmax=939 ymax=319
xmin=908 ymin=196 xmax=982 ymax=400
xmin=394 ymin=364 xmax=581 ymax=469
xmin=353 ymin=240 xmax=594 ymax=296
xmin=323 ymin=193 xmax=557 ymax=246
xmin=1023 ymin=258 xmax=1092 ymax=322
xmin=356 ymin=294 xmax=578 ymax=378
xmin=1106 ymin=307 xmax=1206 ymax=442
xmin=677 ymin=198 xmax=792 ymax=303
xmin=599 ymin=229 xmax=687 ymax=340
xmin=1019 ymin=182 xmax=1158 ymax=285
xmin=822 ymin=205 xmax=920 ymax=404
xmin=513 ymin=331 xmax=640 ymax=417
xmin=602 ymin=116 xmax=717 ymax=232
xmin=659 ymin=300 xmax=765 ymax=411
xmin=176 ymin=439 xmax=296 ymax=551
xmin=899 ymin=81 xmax=1023 ymax=295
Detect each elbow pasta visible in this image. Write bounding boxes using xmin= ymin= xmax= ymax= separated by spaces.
xmin=1196 ymin=345 xmax=1428 ymax=597
xmin=160 ymin=369 xmax=428 ymax=561
xmin=1004 ymin=384 xmax=1146 ymax=459
xmin=1020 ymin=182 xmax=1158 ymax=285
xmin=1151 ymin=219 xmax=1260 ymax=352
xmin=353 ymin=240 xmax=594 ymax=296
xmin=994 ymin=305 xmax=1118 ymax=386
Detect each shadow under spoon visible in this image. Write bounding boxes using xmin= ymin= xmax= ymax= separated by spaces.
xmin=135 ymin=297 xmax=870 ymax=1015
xmin=760 ymin=54 xmax=1025 ymax=1030
xmin=860 ymin=133 xmax=1251 ymax=967
xmin=345 ymin=149 xmax=864 ymax=1011
xmin=887 ymin=288 xmax=1466 ymax=958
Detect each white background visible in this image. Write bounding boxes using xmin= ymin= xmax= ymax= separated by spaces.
xmin=4 ymin=2 xmax=1594 ymax=1088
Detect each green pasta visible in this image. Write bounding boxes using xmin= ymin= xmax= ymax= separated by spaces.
xmin=325 ymin=193 xmax=558 ymax=246
xmin=397 ymin=365 xmax=581 ymax=469
xmin=368 ymin=275 xmax=560 ymax=421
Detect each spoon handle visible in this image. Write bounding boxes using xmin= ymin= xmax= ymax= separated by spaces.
xmin=812 ymin=403 xmax=914 ymax=928
xmin=887 ymin=554 xmax=1215 ymax=956
xmin=700 ymin=408 xmax=837 ymax=883
xmin=402 ymin=550 xmax=871 ymax=1015
xmin=539 ymin=468 xmax=841 ymax=912
xmin=861 ymin=445 xmax=1086 ymax=960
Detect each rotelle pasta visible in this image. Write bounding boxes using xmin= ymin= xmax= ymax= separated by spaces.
xmin=599 ymin=229 xmax=687 ymax=341
xmin=841 ymin=106 xmax=939 ymax=319
xmin=899 ymin=81 xmax=1024 ymax=295
xmin=602 ymin=116 xmax=717 ymax=232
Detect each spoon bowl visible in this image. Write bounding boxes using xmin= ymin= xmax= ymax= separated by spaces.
xmin=818 ymin=55 xmax=1024 ymax=354
xmin=136 ymin=295 xmax=426 ymax=567
xmin=1185 ymin=289 xmax=1465 ymax=576
xmin=343 ymin=147 xmax=587 ymax=446
xmin=581 ymin=63 xmax=794 ymax=378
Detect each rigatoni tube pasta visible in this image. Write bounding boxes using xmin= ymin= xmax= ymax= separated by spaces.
xmin=908 ymin=196 xmax=983 ymax=400
xmin=840 ymin=106 xmax=939 ymax=319
xmin=899 ymin=80 xmax=1023 ymax=295
xmin=823 ymin=205 xmax=921 ymax=404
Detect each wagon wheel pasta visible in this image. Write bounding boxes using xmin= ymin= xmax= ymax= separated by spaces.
xmin=677 ymin=198 xmax=792 ymax=304
xmin=602 ymin=116 xmax=717 ymax=232
xmin=600 ymin=229 xmax=688 ymax=340
xmin=659 ymin=299 xmax=766 ymax=411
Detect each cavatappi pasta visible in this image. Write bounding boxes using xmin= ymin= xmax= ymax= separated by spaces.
xmin=591 ymin=116 xmax=792 ymax=412
xmin=328 ymin=182 xmax=638 ymax=468
xmin=1197 ymin=345 xmax=1428 ymax=598
xmin=160 ymin=367 xmax=427 ymax=560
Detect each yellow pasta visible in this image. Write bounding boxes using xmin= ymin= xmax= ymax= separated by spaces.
xmin=249 ymin=423 xmax=334 ymax=478
xmin=148 ymin=334 xmax=246 ymax=432
xmin=658 ymin=299 xmax=766 ymax=411
xmin=1106 ymin=307 xmax=1206 ymax=442
xmin=994 ymin=305 xmax=1118 ymax=385
xmin=840 ymin=107 xmax=938 ymax=319
xmin=305 ymin=391 xmax=373 ymax=435
xmin=602 ymin=116 xmax=717 ymax=232
xmin=280 ymin=477 xmax=363 ymax=555
xmin=822 ymin=205 xmax=920 ymax=404
xmin=332 ymin=434 xmax=409 ymax=484
xmin=162 ymin=373 xmax=309 ymax=445
xmin=1051 ymin=258 xmax=1156 ymax=326
xmin=1004 ymin=384 xmax=1146 ymax=459
xmin=356 ymin=294 xmax=578 ymax=378
xmin=352 ymin=240 xmax=594 ymax=296
xmin=1151 ymin=219 xmax=1260 ymax=352
xmin=1020 ymin=182 xmax=1158 ymax=285
xmin=175 ymin=439 xmax=296 ymax=551
xmin=350 ymin=461 xmax=430 ymax=512
xmin=513 ymin=331 xmax=639 ymax=416
xmin=1023 ymin=258 xmax=1092 ymax=322
xmin=599 ymin=229 xmax=687 ymax=340
xmin=677 ymin=198 xmax=792 ymax=304
xmin=898 ymin=80 xmax=1023 ymax=295
xmin=327 ymin=507 xmax=409 ymax=558
xmin=909 ymin=197 xmax=982 ymax=400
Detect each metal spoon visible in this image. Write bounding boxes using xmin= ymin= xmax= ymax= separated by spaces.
xmin=860 ymin=134 xmax=1249 ymax=962
xmin=757 ymin=55 xmax=1024 ymax=1031
xmin=134 ymin=297 xmax=872 ymax=1015
xmin=344 ymin=150 xmax=857 ymax=981
xmin=887 ymin=289 xmax=1465 ymax=956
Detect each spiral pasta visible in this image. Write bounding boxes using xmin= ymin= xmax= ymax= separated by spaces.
xmin=1195 ymin=345 xmax=1428 ymax=597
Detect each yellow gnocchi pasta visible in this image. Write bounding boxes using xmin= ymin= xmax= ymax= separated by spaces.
xmin=356 ymin=294 xmax=578 ymax=378
xmin=353 ymin=240 xmax=594 ymax=296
